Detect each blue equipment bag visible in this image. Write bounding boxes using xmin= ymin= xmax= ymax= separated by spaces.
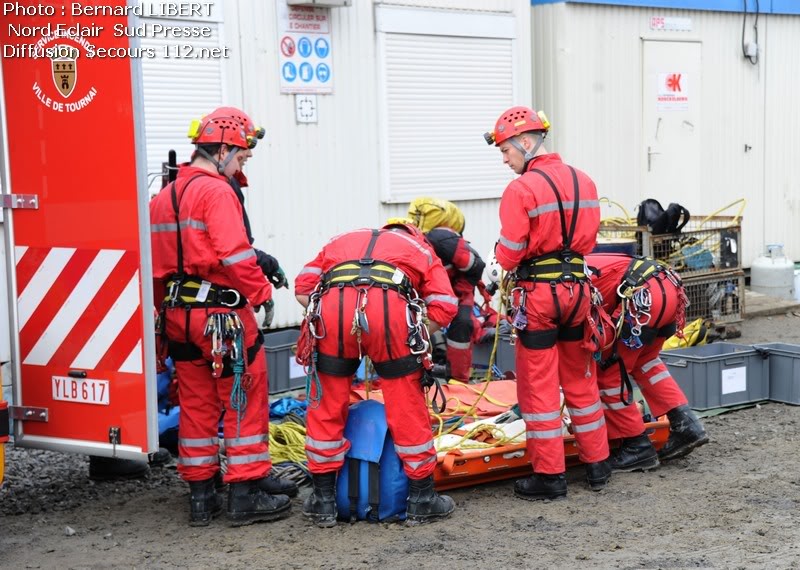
xmin=336 ymin=400 xmax=409 ymax=522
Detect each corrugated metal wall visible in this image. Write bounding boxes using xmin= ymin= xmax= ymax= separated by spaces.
xmin=219 ymin=0 xmax=530 ymax=327
xmin=532 ymin=3 xmax=798 ymax=268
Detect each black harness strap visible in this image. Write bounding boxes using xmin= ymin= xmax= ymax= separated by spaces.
xmin=316 ymin=353 xmax=360 ymax=377
xmin=348 ymin=457 xmax=360 ymax=521
xmin=532 ymin=166 xmax=581 ymax=254
xmin=367 ymin=462 xmax=381 ymax=522
xmin=383 ymin=287 xmax=393 ymax=360
xmin=372 ymin=354 xmax=422 ymax=379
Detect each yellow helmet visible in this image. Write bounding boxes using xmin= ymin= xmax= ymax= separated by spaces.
xmin=408 ymin=197 xmax=465 ymax=233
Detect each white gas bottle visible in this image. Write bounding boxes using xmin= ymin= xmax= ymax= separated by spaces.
xmin=750 ymin=244 xmax=796 ymax=300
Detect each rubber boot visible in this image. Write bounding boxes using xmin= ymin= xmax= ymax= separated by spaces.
xmin=659 ymin=404 xmax=709 ymax=461
xmin=302 ymin=472 xmax=338 ymax=528
xmin=255 ymin=473 xmax=299 ymax=498
xmin=406 ymin=475 xmax=455 ymax=525
xmin=227 ymin=480 xmax=291 ymax=527
xmin=585 ymin=460 xmax=612 ymax=491
xmin=188 ymin=477 xmax=224 ymax=527
xmin=609 ymin=434 xmax=660 ymax=473
xmin=513 ymin=473 xmax=567 ymax=501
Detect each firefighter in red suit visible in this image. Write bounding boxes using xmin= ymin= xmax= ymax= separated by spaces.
xmin=294 ymin=222 xmax=459 ymax=527
xmin=586 ymin=253 xmax=709 ymax=471
xmin=484 ymin=106 xmax=611 ymax=500
xmin=150 ymin=107 xmax=296 ymax=527
xmin=408 ymin=198 xmax=485 ymax=381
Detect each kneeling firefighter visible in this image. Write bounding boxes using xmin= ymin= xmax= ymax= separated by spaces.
xmin=150 ymin=108 xmax=296 ymax=527
xmin=294 ymin=221 xmax=459 ymax=527
xmin=586 ymin=253 xmax=709 ymax=471
xmin=408 ymin=198 xmax=486 ymax=381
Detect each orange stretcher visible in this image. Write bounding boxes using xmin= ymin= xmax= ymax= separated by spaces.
xmin=433 ymin=418 xmax=671 ymax=491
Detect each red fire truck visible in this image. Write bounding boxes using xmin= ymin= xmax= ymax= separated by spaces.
xmin=0 ymin=2 xmax=161 ymax=482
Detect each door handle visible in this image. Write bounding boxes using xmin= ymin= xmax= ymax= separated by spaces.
xmin=647 ymin=146 xmax=661 ymax=171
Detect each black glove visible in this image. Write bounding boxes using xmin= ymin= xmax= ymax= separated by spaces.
xmin=255 ymin=250 xmax=289 ymax=289
xmin=485 ymin=281 xmax=499 ymax=296
xmin=257 ymin=299 xmax=275 ymax=330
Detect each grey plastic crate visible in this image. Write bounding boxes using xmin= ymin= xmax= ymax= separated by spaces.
xmin=753 ymin=343 xmax=800 ymax=405
xmin=472 ymin=335 xmax=516 ymax=374
xmin=264 ymin=329 xmax=305 ymax=395
xmin=660 ymin=342 xmax=769 ymax=410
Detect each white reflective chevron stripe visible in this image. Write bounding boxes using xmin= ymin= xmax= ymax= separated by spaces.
xmin=307 ymin=450 xmax=347 ymax=463
xmin=568 ymin=401 xmax=602 ymax=417
xmin=405 ymin=455 xmax=436 ymax=470
xmin=178 ymin=454 xmax=219 ymax=466
xmin=17 ymin=247 xmax=76 ymax=329
xmin=523 ymin=410 xmax=561 ymax=422
xmin=226 ymin=434 xmax=267 ymax=447
xmin=227 ymin=451 xmax=270 ymax=465
xmin=180 ymin=436 xmax=220 ymax=447
xmin=446 ymin=339 xmax=471 ymax=350
xmin=71 ymin=271 xmax=141 ymax=370
xmin=305 ymin=436 xmax=346 ymax=450
xmin=394 ymin=440 xmax=434 ymax=455
xmin=602 ymin=400 xmax=628 ymax=410
xmin=24 ymin=249 xmax=125 ymax=366
xmin=119 ymin=341 xmax=143 ymax=374
xmin=599 ymin=387 xmax=621 ymax=397
xmin=526 ymin=428 xmax=563 ymax=439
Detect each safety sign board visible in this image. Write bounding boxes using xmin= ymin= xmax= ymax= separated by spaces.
xmin=656 ymin=72 xmax=689 ymax=111
xmin=277 ymin=0 xmax=333 ymax=94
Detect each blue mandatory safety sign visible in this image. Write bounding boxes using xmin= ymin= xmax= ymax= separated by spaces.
xmin=282 ymin=62 xmax=297 ymax=82
xmin=299 ymin=62 xmax=313 ymax=82
xmin=297 ymin=37 xmax=312 ymax=58
xmin=316 ymin=63 xmax=330 ymax=83
xmin=314 ymin=38 xmax=330 ymax=58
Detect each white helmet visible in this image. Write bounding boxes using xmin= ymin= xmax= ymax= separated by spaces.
xmin=484 ymin=250 xmax=502 ymax=283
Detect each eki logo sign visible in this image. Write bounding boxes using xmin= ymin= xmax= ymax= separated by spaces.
xmin=665 ymin=73 xmax=682 ymax=92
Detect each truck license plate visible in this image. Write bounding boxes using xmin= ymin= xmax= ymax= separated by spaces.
xmin=52 ymin=376 xmax=110 ymax=405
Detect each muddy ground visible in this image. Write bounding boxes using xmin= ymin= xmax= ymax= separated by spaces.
xmin=3 ymin=313 xmax=800 ymax=569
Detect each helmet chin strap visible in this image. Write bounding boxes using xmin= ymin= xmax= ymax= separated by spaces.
xmin=509 ymin=132 xmax=545 ymax=171
xmin=196 ymin=145 xmax=241 ymax=175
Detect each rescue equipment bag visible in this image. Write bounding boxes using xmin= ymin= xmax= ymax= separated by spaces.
xmin=336 ymin=400 xmax=409 ymax=522
xmin=636 ymin=198 xmax=690 ymax=235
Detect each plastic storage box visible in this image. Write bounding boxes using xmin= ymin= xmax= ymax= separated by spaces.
xmin=753 ymin=343 xmax=800 ymax=405
xmin=472 ymin=335 xmax=516 ymax=374
xmin=264 ymin=329 xmax=306 ymax=395
xmin=660 ymin=342 xmax=769 ymax=410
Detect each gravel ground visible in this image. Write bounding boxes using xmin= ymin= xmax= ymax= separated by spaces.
xmin=2 ymin=313 xmax=800 ymax=569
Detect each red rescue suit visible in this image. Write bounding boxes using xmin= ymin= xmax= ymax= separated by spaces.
xmin=295 ymin=228 xmax=458 ymax=480
xmin=150 ymin=166 xmax=273 ymax=484
xmin=425 ymin=227 xmax=485 ymax=380
xmin=496 ymin=153 xmax=608 ymax=475
xmin=586 ymin=253 xmax=689 ymax=439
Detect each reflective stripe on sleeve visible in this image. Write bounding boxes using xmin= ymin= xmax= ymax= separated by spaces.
xmin=221 ymin=248 xmax=256 ymax=267
xmin=499 ymin=236 xmax=528 ymax=251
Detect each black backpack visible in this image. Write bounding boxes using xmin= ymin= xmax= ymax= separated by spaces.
xmin=636 ymin=199 xmax=690 ymax=235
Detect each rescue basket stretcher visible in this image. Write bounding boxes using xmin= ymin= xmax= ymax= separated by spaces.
xmin=433 ymin=417 xmax=670 ymax=491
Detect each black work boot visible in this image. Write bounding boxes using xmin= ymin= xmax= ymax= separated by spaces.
xmin=227 ymin=480 xmax=291 ymax=527
xmin=513 ymin=473 xmax=567 ymax=501
xmin=609 ymin=434 xmax=660 ymax=473
xmin=406 ymin=475 xmax=455 ymax=525
xmin=255 ymin=473 xmax=299 ymax=498
xmin=302 ymin=472 xmax=338 ymax=528
xmin=188 ymin=477 xmax=224 ymax=527
xmin=659 ymin=405 xmax=709 ymax=461
xmin=585 ymin=460 xmax=612 ymax=491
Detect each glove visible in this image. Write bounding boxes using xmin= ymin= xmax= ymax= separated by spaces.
xmin=257 ymin=299 xmax=275 ymax=330
xmin=485 ymin=281 xmax=499 ymax=296
xmin=255 ymin=250 xmax=289 ymax=289
xmin=268 ymin=266 xmax=289 ymax=290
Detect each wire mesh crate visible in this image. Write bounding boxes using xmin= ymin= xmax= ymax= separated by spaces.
xmin=682 ymin=269 xmax=745 ymax=324
xmin=597 ymin=215 xmax=742 ymax=279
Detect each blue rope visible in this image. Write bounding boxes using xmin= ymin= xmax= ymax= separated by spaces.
xmin=230 ymin=333 xmax=247 ymax=438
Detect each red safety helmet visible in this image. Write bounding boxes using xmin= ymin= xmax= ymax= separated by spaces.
xmin=188 ymin=106 xmax=265 ymax=150
xmin=483 ymin=106 xmax=550 ymax=146
xmin=383 ymin=218 xmax=428 ymax=243
xmin=209 ymin=106 xmax=266 ymax=149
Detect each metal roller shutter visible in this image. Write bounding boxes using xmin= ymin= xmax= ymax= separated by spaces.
xmin=376 ymin=6 xmax=517 ymax=203
xmin=139 ymin=17 xmax=225 ymax=193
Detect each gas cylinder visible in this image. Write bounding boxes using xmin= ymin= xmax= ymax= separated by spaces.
xmin=750 ymin=244 xmax=796 ymax=300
